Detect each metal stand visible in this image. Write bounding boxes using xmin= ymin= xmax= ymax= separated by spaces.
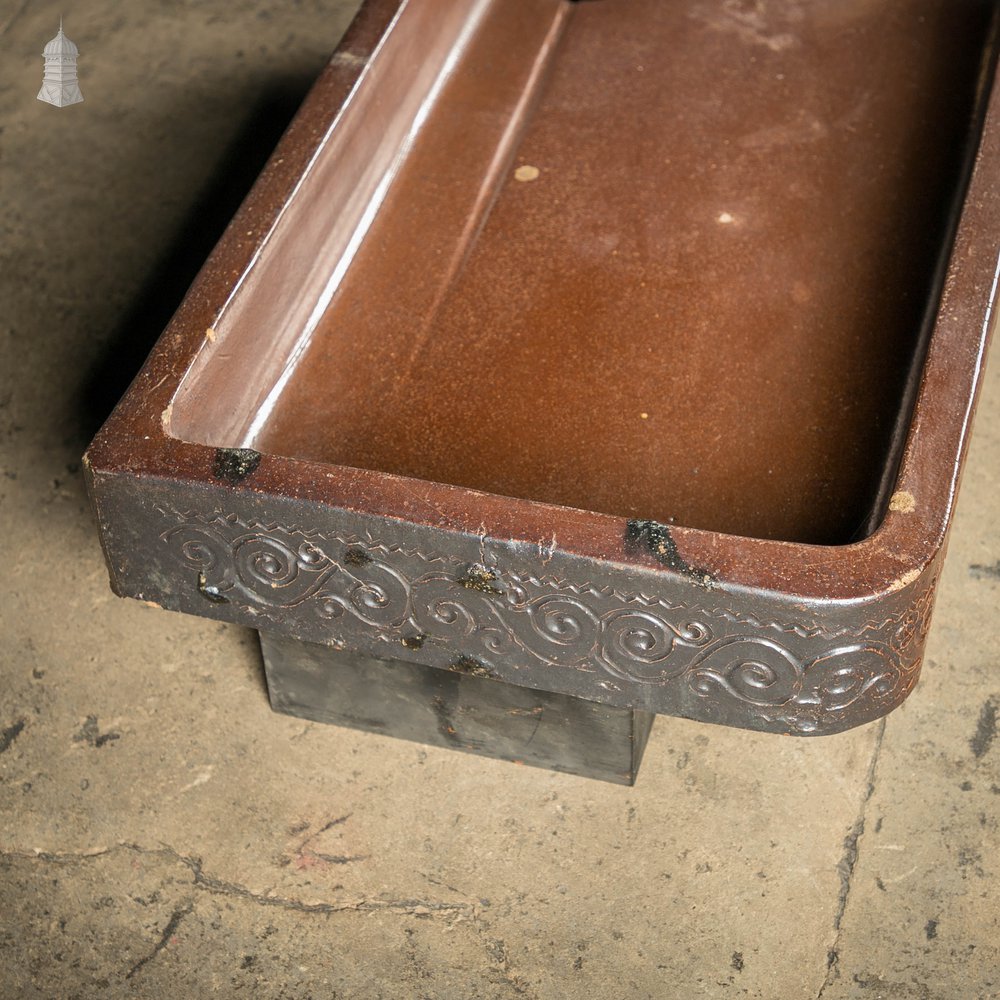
xmin=260 ymin=632 xmax=655 ymax=785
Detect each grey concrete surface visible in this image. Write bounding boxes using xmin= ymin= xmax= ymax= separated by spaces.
xmin=0 ymin=2 xmax=998 ymax=998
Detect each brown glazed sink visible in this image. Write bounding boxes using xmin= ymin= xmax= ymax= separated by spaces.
xmin=87 ymin=0 xmax=1000 ymax=745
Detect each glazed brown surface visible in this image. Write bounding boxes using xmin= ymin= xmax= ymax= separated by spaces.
xmin=173 ymin=0 xmax=994 ymax=544
xmin=85 ymin=0 xmax=1000 ymax=733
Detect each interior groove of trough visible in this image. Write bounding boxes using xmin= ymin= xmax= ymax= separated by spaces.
xmin=169 ymin=0 xmax=997 ymax=546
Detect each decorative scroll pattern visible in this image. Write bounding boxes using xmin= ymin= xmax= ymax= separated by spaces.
xmin=157 ymin=509 xmax=935 ymax=735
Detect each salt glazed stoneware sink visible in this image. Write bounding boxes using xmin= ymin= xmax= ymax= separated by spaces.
xmin=86 ymin=0 xmax=1000 ymax=782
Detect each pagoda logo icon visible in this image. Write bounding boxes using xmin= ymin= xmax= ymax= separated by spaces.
xmin=38 ymin=19 xmax=83 ymax=108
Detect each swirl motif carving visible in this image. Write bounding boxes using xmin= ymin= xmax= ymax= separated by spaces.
xmin=155 ymin=508 xmax=936 ymax=735
xmin=689 ymin=638 xmax=804 ymax=706
xmin=234 ymin=535 xmax=300 ymax=589
xmin=170 ymin=526 xmax=225 ymax=573
xmin=410 ymin=573 xmax=482 ymax=640
xmin=321 ymin=560 xmax=411 ymax=629
xmin=600 ymin=610 xmax=712 ymax=682
xmin=888 ymin=583 xmax=935 ymax=659
xmin=805 ymin=644 xmax=902 ymax=712
xmin=164 ymin=523 xmax=335 ymax=607
xmin=506 ymin=594 xmax=602 ymax=666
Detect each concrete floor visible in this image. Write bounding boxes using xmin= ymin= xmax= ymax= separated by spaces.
xmin=1 ymin=2 xmax=998 ymax=997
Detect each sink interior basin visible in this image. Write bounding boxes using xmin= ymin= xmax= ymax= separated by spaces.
xmin=168 ymin=0 xmax=996 ymax=545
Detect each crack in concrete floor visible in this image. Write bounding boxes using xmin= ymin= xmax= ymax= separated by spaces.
xmin=816 ymin=718 xmax=886 ymax=999
xmin=1 ymin=842 xmax=480 ymax=918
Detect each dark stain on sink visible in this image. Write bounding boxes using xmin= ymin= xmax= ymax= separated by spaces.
xmin=458 ymin=564 xmax=503 ymax=595
xmin=212 ymin=447 xmax=262 ymax=483
xmin=344 ymin=546 xmax=373 ymax=567
xmin=625 ymin=519 xmax=716 ymax=588
xmin=431 ymin=695 xmax=462 ymax=745
xmin=450 ymin=654 xmax=496 ymax=679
